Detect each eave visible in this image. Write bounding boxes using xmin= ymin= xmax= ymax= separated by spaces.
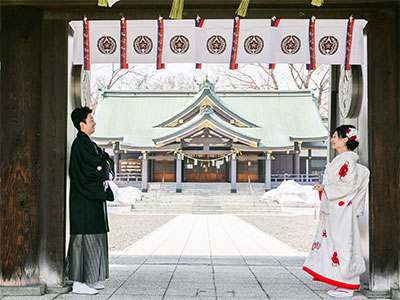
xmin=154 ymin=87 xmax=259 ymax=129
xmin=153 ymin=107 xmax=260 ymax=148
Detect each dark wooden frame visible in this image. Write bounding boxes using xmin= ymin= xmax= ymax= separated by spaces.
xmin=0 ymin=0 xmax=398 ymax=293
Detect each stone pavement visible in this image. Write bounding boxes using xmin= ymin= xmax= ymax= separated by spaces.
xmin=1 ymin=215 xmax=385 ymax=300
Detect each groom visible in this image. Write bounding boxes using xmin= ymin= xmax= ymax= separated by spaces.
xmin=67 ymin=106 xmax=114 ymax=294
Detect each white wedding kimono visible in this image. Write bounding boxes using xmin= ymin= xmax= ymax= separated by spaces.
xmin=303 ymin=151 xmax=370 ymax=289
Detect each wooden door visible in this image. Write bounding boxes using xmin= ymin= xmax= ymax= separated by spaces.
xmin=185 ymin=155 xmax=226 ymax=182
xmin=238 ymin=158 xmax=259 ymax=182
xmin=153 ymin=159 xmax=175 ymax=182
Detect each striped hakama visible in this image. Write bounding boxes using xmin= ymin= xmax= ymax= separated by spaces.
xmin=67 ymin=233 xmax=109 ymax=283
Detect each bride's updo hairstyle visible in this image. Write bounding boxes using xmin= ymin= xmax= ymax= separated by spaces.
xmin=332 ymin=125 xmax=359 ymax=151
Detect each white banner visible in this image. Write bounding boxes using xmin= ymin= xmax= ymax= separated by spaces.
xmin=71 ymin=21 xmax=120 ymax=65
xmin=270 ymin=19 xmax=310 ymax=64
xmin=315 ymin=19 xmax=367 ymax=65
xmin=236 ymin=19 xmax=271 ymax=64
xmin=127 ymin=20 xmax=158 ymax=64
xmin=70 ymin=18 xmax=367 ymax=66
xmin=198 ymin=19 xmax=233 ymax=63
xmin=163 ymin=20 xmax=197 ymax=63
xmin=70 ymin=21 xmax=84 ymax=64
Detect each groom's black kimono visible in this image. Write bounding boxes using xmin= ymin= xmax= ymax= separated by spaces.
xmin=68 ymin=131 xmax=114 ymax=283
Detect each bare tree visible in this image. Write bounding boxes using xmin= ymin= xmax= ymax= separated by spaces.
xmin=313 ymin=66 xmax=330 ymax=110
xmin=215 ymin=64 xmax=279 ymax=90
xmin=91 ymin=64 xmax=156 ymax=111
xmin=149 ymin=73 xmax=197 ymax=90
xmin=210 ymin=63 xmax=329 ymax=115
xmin=288 ymin=64 xmax=313 ymax=89
xmin=257 ymin=64 xmax=279 ymax=90
xmin=90 ymin=63 xmax=330 ymax=116
xmin=288 ymin=64 xmax=330 ymax=114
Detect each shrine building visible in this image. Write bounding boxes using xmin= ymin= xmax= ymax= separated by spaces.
xmin=93 ymin=78 xmax=328 ymax=192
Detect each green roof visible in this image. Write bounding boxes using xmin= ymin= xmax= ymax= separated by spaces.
xmin=93 ymin=88 xmax=328 ymax=150
xmin=152 ymin=106 xmax=261 ymax=147
xmin=154 ymin=84 xmax=259 ymax=129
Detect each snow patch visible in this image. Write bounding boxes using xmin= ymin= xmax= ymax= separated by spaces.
xmin=262 ymin=180 xmax=319 ymax=204
xmin=108 ymin=181 xmax=141 ymax=204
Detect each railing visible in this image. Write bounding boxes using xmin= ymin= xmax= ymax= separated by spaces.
xmin=115 ymin=172 xmax=320 ymax=185
xmin=156 ymin=172 xmax=165 ymax=201
xmin=271 ymin=173 xmax=322 ymax=184
xmin=115 ymin=172 xmax=142 ymax=182
xmin=247 ymin=173 xmax=255 ymax=195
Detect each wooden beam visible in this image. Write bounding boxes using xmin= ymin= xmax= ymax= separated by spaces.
xmin=148 ymin=156 xmax=176 ymax=160
xmin=237 ymin=156 xmax=266 ymax=160
xmin=1 ymin=0 xmax=398 ymax=8
xmin=183 ymin=150 xmax=230 ymax=155
xmin=0 ymin=6 xmax=43 ymax=286
xmin=187 ymin=137 xmax=225 ymax=144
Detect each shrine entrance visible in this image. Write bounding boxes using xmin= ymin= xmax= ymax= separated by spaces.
xmin=237 ymin=156 xmax=259 ymax=182
xmin=185 ymin=155 xmax=227 ymax=182
xmin=153 ymin=156 xmax=176 ymax=182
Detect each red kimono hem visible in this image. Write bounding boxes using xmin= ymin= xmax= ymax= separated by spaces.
xmin=303 ymin=266 xmax=360 ymax=289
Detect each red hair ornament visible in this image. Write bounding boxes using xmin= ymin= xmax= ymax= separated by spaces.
xmin=345 ymin=128 xmax=359 ymax=141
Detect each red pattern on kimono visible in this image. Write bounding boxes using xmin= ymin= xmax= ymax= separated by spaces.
xmin=331 ymin=252 xmax=340 ymax=266
xmin=339 ymin=161 xmax=349 ymax=179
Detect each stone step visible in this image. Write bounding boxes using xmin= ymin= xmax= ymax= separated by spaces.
xmin=146 ymin=182 xmax=266 ymax=193
xmin=135 ymin=182 xmax=274 ymax=214
xmin=131 ymin=204 xmax=281 ymax=213
xmin=134 ymin=208 xmax=277 ymax=213
xmin=138 ymin=199 xmax=271 ymax=203
xmin=130 ymin=209 xmax=281 ymax=214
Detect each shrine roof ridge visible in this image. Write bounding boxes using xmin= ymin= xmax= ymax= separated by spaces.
xmin=101 ymin=88 xmax=315 ymax=98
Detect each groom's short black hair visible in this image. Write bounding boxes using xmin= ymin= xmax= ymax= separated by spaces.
xmin=71 ymin=106 xmax=92 ymax=131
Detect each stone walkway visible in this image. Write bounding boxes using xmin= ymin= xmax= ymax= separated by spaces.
xmin=1 ymin=215 xmax=383 ymax=299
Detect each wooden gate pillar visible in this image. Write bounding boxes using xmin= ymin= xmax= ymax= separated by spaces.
xmin=366 ymin=9 xmax=399 ymax=293
xmin=40 ymin=18 xmax=68 ymax=287
xmin=0 ymin=6 xmax=68 ymax=287
xmin=0 ymin=6 xmax=43 ymax=286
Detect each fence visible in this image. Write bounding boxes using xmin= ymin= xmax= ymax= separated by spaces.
xmin=115 ymin=172 xmax=142 ymax=183
xmin=115 ymin=172 xmax=321 ymax=185
xmin=271 ymin=173 xmax=322 ymax=184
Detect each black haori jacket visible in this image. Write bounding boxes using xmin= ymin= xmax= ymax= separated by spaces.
xmin=69 ymin=131 xmax=114 ymax=234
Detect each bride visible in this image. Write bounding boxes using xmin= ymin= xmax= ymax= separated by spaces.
xmin=303 ymin=125 xmax=370 ymax=298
